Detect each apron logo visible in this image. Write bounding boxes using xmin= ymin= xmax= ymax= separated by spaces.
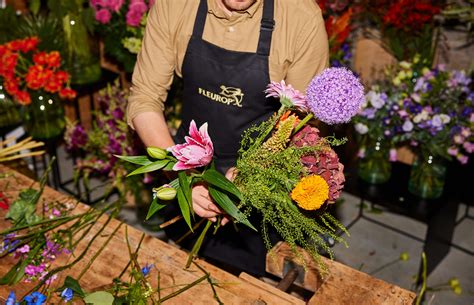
xmin=198 ymin=86 xmax=244 ymax=107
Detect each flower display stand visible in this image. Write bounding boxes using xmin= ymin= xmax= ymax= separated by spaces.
xmin=266 ymin=242 xmax=416 ymax=305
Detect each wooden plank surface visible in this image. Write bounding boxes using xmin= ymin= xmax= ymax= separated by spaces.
xmin=266 ymin=242 xmax=416 ymax=305
xmin=0 ymin=165 xmax=301 ymax=304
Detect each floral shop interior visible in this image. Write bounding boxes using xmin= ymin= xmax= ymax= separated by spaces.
xmin=0 ymin=0 xmax=473 ymax=304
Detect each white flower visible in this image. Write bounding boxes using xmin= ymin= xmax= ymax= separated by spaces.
xmin=402 ymin=120 xmax=414 ymax=132
xmin=354 ymin=123 xmax=369 ymax=135
xmin=439 ymin=114 xmax=451 ymax=124
xmin=366 ymin=91 xmax=385 ymax=109
xmin=413 ymin=111 xmax=429 ymax=123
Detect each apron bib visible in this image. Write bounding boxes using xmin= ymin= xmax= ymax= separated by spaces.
xmin=166 ymin=0 xmax=280 ymax=276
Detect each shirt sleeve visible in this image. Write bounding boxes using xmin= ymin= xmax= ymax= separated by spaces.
xmin=127 ymin=0 xmax=176 ymax=129
xmin=285 ymin=5 xmax=329 ymax=93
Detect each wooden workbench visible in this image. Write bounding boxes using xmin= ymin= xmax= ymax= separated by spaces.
xmin=0 ymin=165 xmax=416 ymax=304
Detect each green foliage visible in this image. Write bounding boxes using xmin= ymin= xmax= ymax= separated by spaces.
xmin=6 ymin=189 xmax=41 ymax=226
xmin=84 ymin=291 xmax=115 ymax=305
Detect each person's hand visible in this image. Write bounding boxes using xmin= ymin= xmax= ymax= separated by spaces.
xmin=192 ymin=183 xmax=222 ymax=223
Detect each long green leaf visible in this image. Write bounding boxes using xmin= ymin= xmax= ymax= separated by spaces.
xmin=208 ymin=187 xmax=256 ymax=231
xmin=127 ymin=160 xmax=169 ymax=176
xmin=202 ymin=169 xmax=242 ymax=201
xmin=146 ymin=198 xmax=167 ymax=220
xmin=178 ymin=171 xmax=192 ymax=211
xmin=114 ymin=155 xmax=153 ymax=166
xmin=177 ymin=188 xmax=193 ymax=232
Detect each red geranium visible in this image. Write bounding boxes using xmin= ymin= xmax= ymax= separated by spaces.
xmin=0 ymin=37 xmax=76 ymax=106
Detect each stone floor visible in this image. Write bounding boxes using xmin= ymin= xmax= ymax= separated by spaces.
xmin=8 ymin=131 xmax=474 ymax=305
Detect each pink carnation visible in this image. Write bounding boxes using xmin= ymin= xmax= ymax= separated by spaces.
xmin=95 ymin=8 xmax=112 ymax=24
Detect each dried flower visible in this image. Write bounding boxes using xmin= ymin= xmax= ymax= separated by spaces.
xmin=306 ymin=67 xmax=365 ymax=124
xmin=291 ymin=175 xmax=329 ymax=210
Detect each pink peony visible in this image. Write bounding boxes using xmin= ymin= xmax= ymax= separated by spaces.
xmin=265 ymin=80 xmax=308 ymax=111
xmin=291 ymin=125 xmax=345 ymax=202
xmin=169 ymin=120 xmax=214 ymax=171
xmin=95 ymin=8 xmax=112 ymax=24
xmin=126 ymin=1 xmax=148 ymax=26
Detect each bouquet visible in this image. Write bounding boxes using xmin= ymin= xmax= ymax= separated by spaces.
xmin=355 ymin=59 xmax=474 ymax=164
xmin=64 ymin=82 xmax=152 ymax=202
xmin=0 ymin=37 xmax=76 ymax=106
xmin=91 ymin=0 xmax=154 ymax=72
xmin=119 ymin=68 xmax=365 ymax=265
xmin=357 ymin=0 xmax=442 ymax=63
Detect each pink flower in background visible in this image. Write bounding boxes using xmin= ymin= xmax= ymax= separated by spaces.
xmin=448 ymin=147 xmax=459 ymax=156
xmin=126 ymin=1 xmax=148 ymax=26
xmin=265 ymin=80 xmax=308 ymax=111
xmin=389 ymin=148 xmax=397 ymax=162
xmin=108 ymin=0 xmax=125 ymax=12
xmin=457 ymin=154 xmax=468 ymax=165
xmin=169 ymin=120 xmax=214 ymax=170
xmin=95 ymin=8 xmax=112 ymax=24
xmin=463 ymin=142 xmax=474 ymax=154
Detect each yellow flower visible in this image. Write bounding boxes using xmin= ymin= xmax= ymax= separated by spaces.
xmin=291 ymin=175 xmax=329 ymax=211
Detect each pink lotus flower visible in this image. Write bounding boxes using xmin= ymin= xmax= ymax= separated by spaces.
xmin=169 ymin=120 xmax=214 ymax=171
xmin=265 ymin=80 xmax=308 ymax=111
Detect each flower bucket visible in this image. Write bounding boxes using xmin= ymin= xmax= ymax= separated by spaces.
xmin=408 ymin=154 xmax=447 ymax=199
xmin=357 ymin=137 xmax=392 ymax=184
xmin=21 ymin=94 xmax=65 ymax=140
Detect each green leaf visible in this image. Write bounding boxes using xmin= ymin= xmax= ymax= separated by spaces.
xmin=127 ymin=160 xmax=169 ymax=176
xmin=84 ymin=291 xmax=115 ymax=305
xmin=146 ymin=198 xmax=167 ymax=220
xmin=208 ymin=187 xmax=256 ymax=231
xmin=29 ymin=0 xmax=41 ymax=15
xmin=163 ymin=160 xmax=176 ymax=171
xmin=178 ymin=171 xmax=192 ymax=210
xmin=202 ymin=169 xmax=242 ymax=201
xmin=61 ymin=276 xmax=85 ymax=298
xmin=177 ymin=188 xmax=193 ymax=232
xmin=114 ymin=155 xmax=153 ymax=166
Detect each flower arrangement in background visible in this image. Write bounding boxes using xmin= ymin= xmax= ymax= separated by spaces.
xmin=64 ymin=81 xmax=151 ymax=202
xmin=357 ymin=0 xmax=443 ymax=64
xmin=119 ymin=67 xmax=364 ymax=267
xmin=91 ymin=0 xmax=155 ymax=72
xmin=0 ymin=37 xmax=76 ymax=105
xmin=318 ymin=0 xmax=354 ymax=67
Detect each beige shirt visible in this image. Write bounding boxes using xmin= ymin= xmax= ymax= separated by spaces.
xmin=127 ymin=0 xmax=329 ymax=128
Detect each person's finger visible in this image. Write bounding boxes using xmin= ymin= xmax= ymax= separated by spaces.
xmin=193 ymin=202 xmax=219 ymax=220
xmin=193 ymin=185 xmax=222 ymax=214
xmin=221 ymin=215 xmax=231 ymax=226
xmin=225 ymin=167 xmax=238 ymax=181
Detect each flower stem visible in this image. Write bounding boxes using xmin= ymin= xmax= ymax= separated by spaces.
xmin=185 ymin=220 xmax=212 ymax=268
xmin=159 ymin=274 xmax=209 ymax=303
xmin=293 ymin=113 xmax=314 ymax=135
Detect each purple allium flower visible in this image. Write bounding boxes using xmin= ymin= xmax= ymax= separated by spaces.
xmin=306 ymin=67 xmax=365 ymax=124
xmin=265 ymin=80 xmax=308 ymax=111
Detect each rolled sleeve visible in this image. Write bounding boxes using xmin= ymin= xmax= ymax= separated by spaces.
xmin=285 ymin=4 xmax=329 ymax=93
xmin=127 ymin=0 xmax=176 ymax=128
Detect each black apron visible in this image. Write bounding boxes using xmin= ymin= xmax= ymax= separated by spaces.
xmin=164 ymin=0 xmax=280 ymax=277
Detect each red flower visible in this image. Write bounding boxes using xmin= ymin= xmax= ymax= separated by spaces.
xmin=0 ymin=52 xmax=19 ymax=78
xmin=33 ymin=52 xmax=48 ymax=66
xmin=44 ymin=75 xmax=62 ymax=93
xmin=20 ymin=37 xmax=39 ymax=53
xmin=45 ymin=51 xmax=61 ymax=69
xmin=4 ymin=77 xmax=20 ymax=96
xmin=16 ymin=91 xmax=31 ymax=105
xmin=383 ymin=0 xmax=441 ymax=31
xmin=6 ymin=39 xmax=23 ymax=52
xmin=25 ymin=65 xmax=54 ymax=90
xmin=55 ymin=71 xmax=70 ymax=84
xmin=59 ymin=87 xmax=77 ymax=100
xmin=0 ymin=192 xmax=10 ymax=210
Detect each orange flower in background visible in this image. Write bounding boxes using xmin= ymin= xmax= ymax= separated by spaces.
xmin=325 ymin=8 xmax=353 ymax=50
xmin=16 ymin=91 xmax=31 ymax=105
xmin=59 ymin=88 xmax=77 ymax=100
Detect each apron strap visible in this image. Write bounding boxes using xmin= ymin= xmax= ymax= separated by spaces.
xmin=257 ymin=0 xmax=275 ymax=56
xmin=192 ymin=0 xmax=208 ymax=38
xmin=192 ymin=0 xmax=275 ymax=57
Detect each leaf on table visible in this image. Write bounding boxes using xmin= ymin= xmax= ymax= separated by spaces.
xmin=83 ymin=291 xmax=115 ymax=305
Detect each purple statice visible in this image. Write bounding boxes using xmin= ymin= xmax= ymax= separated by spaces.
xmin=306 ymin=67 xmax=365 ymax=124
xmin=265 ymin=80 xmax=308 ymax=111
